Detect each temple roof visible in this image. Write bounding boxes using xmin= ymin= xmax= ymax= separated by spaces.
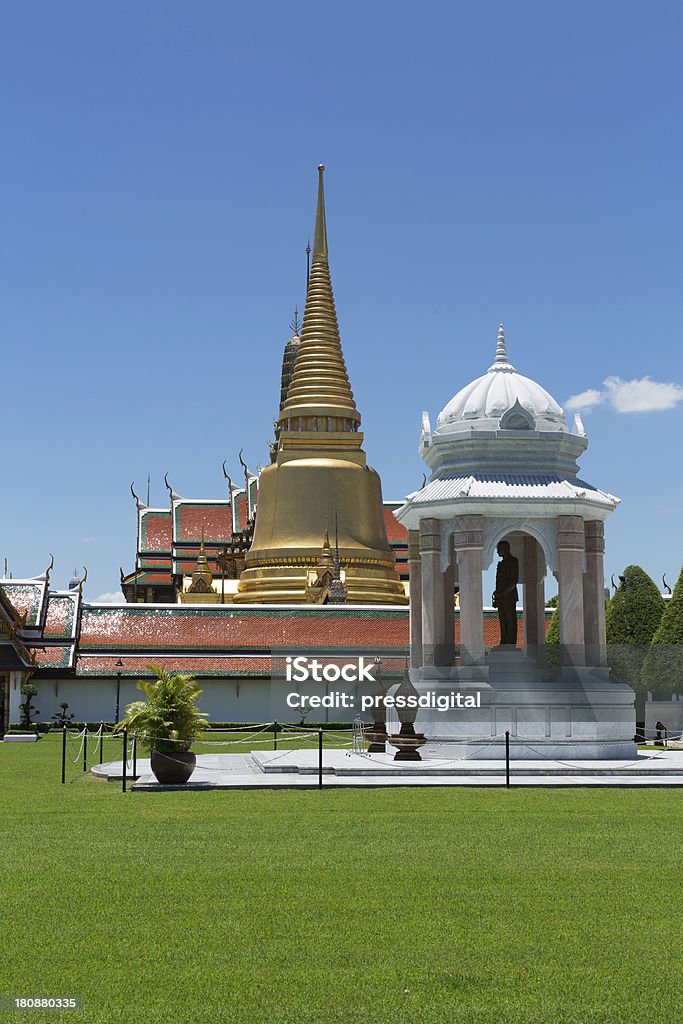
xmin=405 ymin=473 xmax=618 ymax=507
xmin=69 ymin=605 xmax=545 ymax=676
xmin=0 ymin=584 xmax=82 ymax=669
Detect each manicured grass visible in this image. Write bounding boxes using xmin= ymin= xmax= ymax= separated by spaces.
xmin=2 ymin=735 xmax=682 ymax=1024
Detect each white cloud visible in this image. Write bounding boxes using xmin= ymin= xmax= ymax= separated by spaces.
xmin=565 ymin=388 xmax=604 ymax=411
xmin=565 ymin=376 xmax=683 ymax=414
xmin=94 ymin=590 xmax=125 ymax=604
xmin=603 ymin=376 xmax=683 ymax=413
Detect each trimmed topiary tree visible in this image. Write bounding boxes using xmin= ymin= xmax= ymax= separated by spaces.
xmin=642 ymin=565 xmax=683 ymax=698
xmin=18 ymin=682 xmax=39 ymax=732
xmin=606 ymin=565 xmax=666 ymax=718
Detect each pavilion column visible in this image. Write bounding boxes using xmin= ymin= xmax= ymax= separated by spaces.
xmin=442 ymin=534 xmax=456 ymax=667
xmin=419 ymin=519 xmax=449 ymax=666
xmin=583 ymin=520 xmax=607 ymax=666
xmin=408 ymin=530 xmax=423 ymax=669
xmin=556 ymin=515 xmax=586 ymax=666
xmin=523 ymin=536 xmax=545 ymax=659
xmin=453 ymin=516 xmax=484 ymax=665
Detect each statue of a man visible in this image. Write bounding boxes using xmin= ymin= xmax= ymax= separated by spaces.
xmin=492 ymin=540 xmax=519 ymax=646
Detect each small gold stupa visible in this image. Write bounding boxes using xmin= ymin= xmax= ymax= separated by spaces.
xmin=235 ymin=165 xmax=407 ymax=605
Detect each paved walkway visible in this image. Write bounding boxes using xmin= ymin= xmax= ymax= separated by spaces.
xmin=90 ymin=748 xmax=683 ymax=789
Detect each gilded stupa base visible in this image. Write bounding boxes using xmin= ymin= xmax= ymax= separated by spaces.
xmin=234 ymin=562 xmax=407 ymax=605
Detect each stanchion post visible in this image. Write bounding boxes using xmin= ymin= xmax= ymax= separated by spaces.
xmin=61 ymin=725 xmax=67 ymax=784
xmin=318 ymin=729 xmax=323 ymax=790
xmin=505 ymin=730 xmax=510 ymax=788
xmin=273 ymin=719 xmax=278 ymax=751
xmin=99 ymin=722 xmax=104 ymax=765
xmin=83 ymin=726 xmax=88 ymax=774
xmin=132 ymin=734 xmax=137 ymax=779
xmin=122 ymin=729 xmax=127 ymax=793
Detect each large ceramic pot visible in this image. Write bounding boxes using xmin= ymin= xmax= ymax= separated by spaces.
xmin=150 ymin=749 xmax=197 ymax=784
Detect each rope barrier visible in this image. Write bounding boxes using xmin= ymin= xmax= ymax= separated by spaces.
xmin=517 ymin=739 xmax=657 ymax=772
xmin=65 ymin=718 xmax=674 ymax=787
xmin=66 ymin=727 xmax=87 ymax=765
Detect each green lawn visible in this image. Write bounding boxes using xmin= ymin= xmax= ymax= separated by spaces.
xmin=1 ymin=735 xmax=682 ymax=1024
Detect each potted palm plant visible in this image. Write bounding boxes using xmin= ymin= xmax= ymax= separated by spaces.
xmin=116 ymin=665 xmax=209 ymax=784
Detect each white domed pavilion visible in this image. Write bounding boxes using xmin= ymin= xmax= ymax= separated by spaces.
xmin=395 ymin=324 xmax=636 ymax=760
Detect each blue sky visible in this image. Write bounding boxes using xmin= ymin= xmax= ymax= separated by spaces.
xmin=1 ymin=1 xmax=682 ymax=599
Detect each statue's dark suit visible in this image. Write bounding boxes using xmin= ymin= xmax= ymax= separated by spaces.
xmin=494 ymin=552 xmax=519 ymax=645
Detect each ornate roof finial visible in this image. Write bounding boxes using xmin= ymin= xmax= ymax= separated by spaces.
xmin=130 ymin=481 xmax=145 ymax=510
xmin=163 ymin=473 xmax=181 ymax=503
xmin=495 ymin=323 xmax=508 ymax=363
xmin=289 ymin=306 xmax=301 ymax=336
xmin=222 ymin=460 xmax=236 ymax=501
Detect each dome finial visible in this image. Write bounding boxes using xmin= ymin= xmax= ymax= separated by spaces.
xmin=495 ymin=323 xmax=508 ymax=363
xmin=488 ymin=322 xmax=515 ymax=373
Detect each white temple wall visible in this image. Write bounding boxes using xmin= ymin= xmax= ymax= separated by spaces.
xmin=23 ymin=676 xmax=361 ymax=725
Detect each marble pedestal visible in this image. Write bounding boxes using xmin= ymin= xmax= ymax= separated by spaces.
xmin=393 ymin=649 xmax=637 ymax=760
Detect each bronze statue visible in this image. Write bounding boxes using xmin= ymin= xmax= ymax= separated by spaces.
xmin=492 ymin=540 xmax=519 ymax=646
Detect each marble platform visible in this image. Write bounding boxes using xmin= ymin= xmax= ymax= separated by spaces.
xmin=90 ymin=747 xmax=683 ymax=789
xmin=406 ymin=649 xmax=637 ymax=760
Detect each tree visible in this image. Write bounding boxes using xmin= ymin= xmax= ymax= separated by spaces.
xmin=18 ymin=682 xmax=39 ymax=731
xmin=51 ymin=702 xmax=75 ymax=728
xmin=642 ymin=564 xmax=683 ymax=697
xmin=606 ymin=565 xmax=666 ymax=718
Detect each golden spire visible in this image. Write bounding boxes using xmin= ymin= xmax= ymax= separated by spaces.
xmin=195 ymin=531 xmax=212 ymax=581
xmin=319 ymin=521 xmax=333 ymax=570
xmin=279 ymin=165 xmax=360 ymax=431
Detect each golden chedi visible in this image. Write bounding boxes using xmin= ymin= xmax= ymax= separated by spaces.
xmin=235 ymin=165 xmax=407 ymax=605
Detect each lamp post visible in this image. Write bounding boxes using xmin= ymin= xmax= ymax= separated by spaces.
xmin=115 ymin=659 xmax=124 ymax=722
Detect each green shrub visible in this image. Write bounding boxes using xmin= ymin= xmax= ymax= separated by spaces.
xmin=642 ymin=565 xmax=683 ymax=696
xmin=606 ymin=565 xmax=666 ymax=715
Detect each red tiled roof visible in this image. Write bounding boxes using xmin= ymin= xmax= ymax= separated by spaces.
xmin=78 ymin=606 xmax=410 ymax=650
xmin=0 ymin=581 xmax=46 ymax=627
xmin=32 ymin=644 xmax=73 ymax=668
xmin=235 ymin=495 xmax=248 ymax=531
xmin=130 ymin=572 xmax=174 ymax=585
xmin=139 ymin=557 xmax=173 ymax=570
xmin=175 ymin=504 xmax=233 ymax=542
xmin=140 ymin=511 xmax=172 ymax=552
xmin=383 ymin=507 xmax=409 ymax=546
xmin=76 ymin=605 xmax=547 ymax=653
xmin=43 ymin=594 xmax=79 ymax=639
